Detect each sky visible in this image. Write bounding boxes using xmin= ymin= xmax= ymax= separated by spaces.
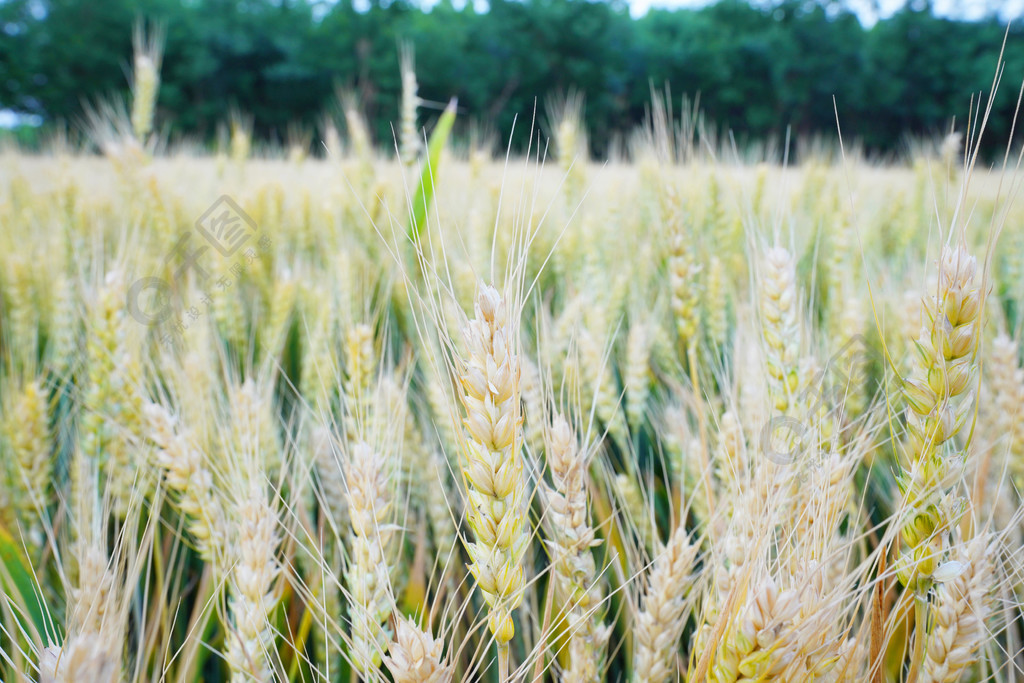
xmin=625 ymin=0 xmax=1024 ymax=22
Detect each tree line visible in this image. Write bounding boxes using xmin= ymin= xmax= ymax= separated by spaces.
xmin=1 ymin=0 xmax=1022 ymax=158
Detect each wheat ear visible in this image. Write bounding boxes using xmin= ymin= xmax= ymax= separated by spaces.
xmin=633 ymin=524 xmax=698 ymax=683
xmin=145 ymin=402 xmax=228 ymax=569
xmin=898 ymin=245 xmax=981 ymax=587
xmin=5 ymin=378 xmax=52 ymax=547
xmin=41 ymin=538 xmax=123 ymax=683
xmin=130 ymin=22 xmax=162 ymax=144
xmin=760 ymin=246 xmax=800 ymax=415
xmin=346 ymin=440 xmax=396 ymax=676
xmin=399 ymin=44 xmax=420 ymax=167
xmin=344 ymin=323 xmax=376 ymax=440
xmin=625 ymin=320 xmax=652 ymax=432
xmin=225 ymin=489 xmax=281 ymax=683
xmin=458 ymin=285 xmax=528 ymax=679
xmin=666 ymin=190 xmax=701 ymax=347
xmin=922 ymin=536 xmax=995 ymax=683
xmin=543 ymin=415 xmax=609 ymax=682
xmin=384 ymin=617 xmax=453 ymax=683
xmin=708 ymin=575 xmax=802 ymax=683
xmin=80 ymin=271 xmax=144 ymax=521
xmin=981 ymin=334 xmax=1024 ymax=500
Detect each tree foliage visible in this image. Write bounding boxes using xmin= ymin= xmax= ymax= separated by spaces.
xmin=1 ymin=0 xmax=1021 ymax=156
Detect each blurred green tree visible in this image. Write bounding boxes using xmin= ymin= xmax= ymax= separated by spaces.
xmin=0 ymin=0 xmax=1019 ymax=158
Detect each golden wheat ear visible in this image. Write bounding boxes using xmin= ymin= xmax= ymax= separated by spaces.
xmin=384 ymin=615 xmax=454 ymax=683
xmin=540 ymin=414 xmax=610 ymax=682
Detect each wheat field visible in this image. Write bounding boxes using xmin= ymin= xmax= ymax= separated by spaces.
xmin=1 ymin=35 xmax=1024 ymax=683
